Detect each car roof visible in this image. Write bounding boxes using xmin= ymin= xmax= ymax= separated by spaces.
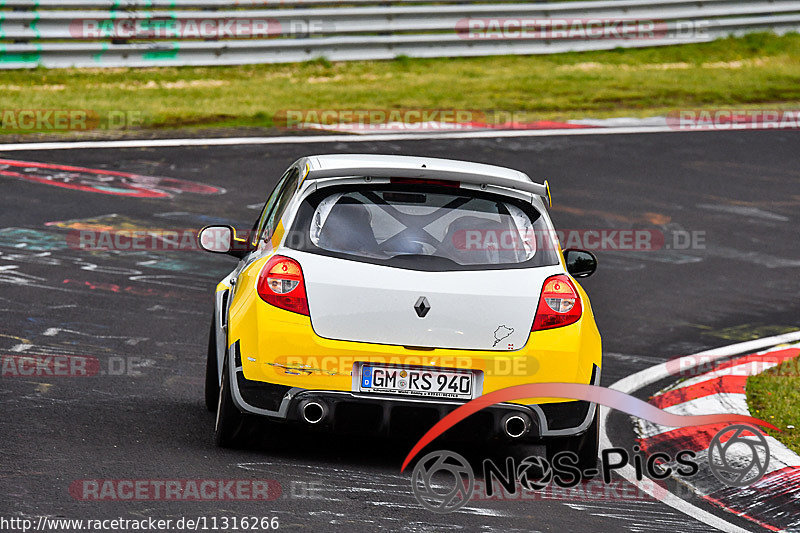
xmin=300 ymin=154 xmax=549 ymax=201
xmin=306 ymin=154 xmax=529 ymax=182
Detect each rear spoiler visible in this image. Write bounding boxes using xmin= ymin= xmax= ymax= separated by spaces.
xmin=305 ymin=165 xmax=551 ymax=207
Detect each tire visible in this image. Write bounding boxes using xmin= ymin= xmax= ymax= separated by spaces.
xmin=204 ymin=316 xmax=219 ymax=412
xmin=214 ymin=355 xmax=248 ymax=448
xmin=546 ymin=410 xmax=600 ymax=471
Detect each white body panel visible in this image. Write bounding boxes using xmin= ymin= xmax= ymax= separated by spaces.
xmin=214 ymin=154 xmax=563 ymax=368
xmin=305 ymin=154 xmax=532 ymax=183
xmin=283 ymin=249 xmax=562 ymax=351
xmin=303 ymin=154 xmax=549 ymax=199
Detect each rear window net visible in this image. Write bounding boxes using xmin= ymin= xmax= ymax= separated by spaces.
xmin=288 ymin=185 xmax=560 ymax=271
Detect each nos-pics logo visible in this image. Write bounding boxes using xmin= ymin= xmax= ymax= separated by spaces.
xmin=411 ymin=423 xmax=770 ymax=513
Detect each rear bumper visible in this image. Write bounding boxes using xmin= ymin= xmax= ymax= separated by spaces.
xmin=227 ymin=342 xmax=599 ymax=440
xmin=231 ymin=303 xmax=601 ymax=400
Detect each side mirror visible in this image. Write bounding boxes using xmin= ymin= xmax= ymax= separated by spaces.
xmin=564 ymin=249 xmax=597 ymax=278
xmin=198 ymin=225 xmax=249 ymax=259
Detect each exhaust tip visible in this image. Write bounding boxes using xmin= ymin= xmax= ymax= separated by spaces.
xmin=502 ymin=414 xmax=530 ymax=439
xmin=301 ymin=401 xmax=326 ymax=424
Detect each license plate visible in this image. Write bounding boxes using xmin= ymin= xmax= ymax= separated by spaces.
xmin=358 ymin=365 xmax=475 ymax=399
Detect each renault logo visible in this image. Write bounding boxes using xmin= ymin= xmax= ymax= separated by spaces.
xmin=414 ymin=297 xmax=431 ymax=318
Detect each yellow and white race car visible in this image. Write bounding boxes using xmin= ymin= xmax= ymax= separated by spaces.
xmin=199 ymin=154 xmax=601 ymax=465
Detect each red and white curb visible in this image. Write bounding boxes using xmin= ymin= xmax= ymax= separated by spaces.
xmin=637 ymin=343 xmax=800 ymax=531
xmin=601 ymin=331 xmax=800 ymax=533
xmin=298 ymin=116 xmax=668 ymax=134
xmin=299 ymin=114 xmax=798 ymax=134
xmin=0 ymin=115 xmax=798 ymax=152
xmin=302 ymin=119 xmax=602 ymax=134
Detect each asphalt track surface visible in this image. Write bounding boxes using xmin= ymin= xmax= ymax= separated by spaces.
xmin=1 ymin=130 xmax=798 ymax=532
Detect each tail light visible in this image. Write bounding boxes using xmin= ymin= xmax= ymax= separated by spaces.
xmin=532 ymin=275 xmax=582 ymax=331
xmin=257 ymin=255 xmax=309 ymax=316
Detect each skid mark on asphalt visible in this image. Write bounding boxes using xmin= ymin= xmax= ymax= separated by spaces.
xmin=591 ymin=256 xmax=646 ymax=272
xmin=61 ymin=278 xmax=186 ymax=299
xmin=684 ymin=160 xmax=800 ymax=183
xmin=0 ymin=260 xmax=206 ymax=300
xmin=550 ymin=205 xmax=671 ymax=225
xmin=605 ymin=352 xmax=668 ymax=366
xmin=0 ymin=228 xmax=71 ymax=251
xmin=46 ymin=216 xmax=234 ymax=276
xmin=704 ymin=246 xmax=800 ymax=268
xmin=603 ymin=250 xmax=702 ymax=265
xmin=692 ymin=324 xmax=800 ymax=343
xmin=237 ymin=461 xmax=702 ymax=531
xmin=0 ymin=250 xmax=141 ymax=276
xmin=0 ymin=246 xmax=224 ymax=300
xmin=128 ymin=274 xmax=208 ymax=292
xmin=563 ymin=502 xmax=711 ymax=533
xmin=41 ymin=327 xmax=148 ymax=346
xmin=46 ymin=214 xmax=152 ymax=231
xmin=370 ymin=500 xmax=507 ymax=516
xmin=0 ymin=158 xmax=225 ymax=198
xmin=6 ymin=342 xmax=105 ymax=356
xmin=154 ymin=211 xmax=242 ymax=227
xmin=43 ymin=218 xmax=234 ymax=277
xmin=45 ymin=214 xmax=242 ymax=275
xmin=0 ymin=333 xmax=32 ymax=344
xmin=33 ymin=382 xmax=53 ymax=395
xmin=0 ymin=320 xmax=160 ymax=382
xmin=696 ymin=193 xmax=800 ymax=209
xmin=237 ymin=461 xmax=508 ymax=519
xmin=0 ymin=265 xmax=77 ymax=293
xmin=147 ymin=304 xmax=205 ymax=316
xmin=309 ymin=510 xmax=496 ymax=532
xmin=695 ymin=204 xmax=789 ymax=222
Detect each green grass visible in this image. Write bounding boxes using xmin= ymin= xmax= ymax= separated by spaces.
xmin=746 ymin=352 xmax=800 ymax=455
xmin=1 ymin=32 xmax=799 ymax=134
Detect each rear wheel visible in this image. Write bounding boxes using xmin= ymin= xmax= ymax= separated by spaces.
xmin=214 ymin=355 xmax=248 ymax=448
xmin=204 ymin=317 xmax=219 ymax=412
xmin=546 ymin=410 xmax=599 ymax=471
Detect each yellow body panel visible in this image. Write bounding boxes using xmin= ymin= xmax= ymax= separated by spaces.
xmin=223 ymin=255 xmax=602 ymax=406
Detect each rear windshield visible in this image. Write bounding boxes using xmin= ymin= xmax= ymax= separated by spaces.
xmin=286 ymin=185 xmax=560 ymax=271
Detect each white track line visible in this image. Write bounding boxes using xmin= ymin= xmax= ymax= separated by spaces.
xmin=670 ymin=361 xmax=780 ymax=390
xmin=600 ymin=330 xmax=800 ymax=533
xmin=0 ymin=125 xmax=757 ymax=152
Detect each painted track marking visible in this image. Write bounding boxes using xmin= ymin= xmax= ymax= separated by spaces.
xmin=0 ymin=125 xmax=792 ymax=152
xmin=600 ymin=330 xmax=800 ymax=533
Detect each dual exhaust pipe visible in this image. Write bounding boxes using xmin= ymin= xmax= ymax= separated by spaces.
xmin=300 ymin=400 xmax=327 ymax=424
xmin=501 ymin=413 xmax=531 ymax=439
xmin=300 ymin=399 xmax=530 ymax=439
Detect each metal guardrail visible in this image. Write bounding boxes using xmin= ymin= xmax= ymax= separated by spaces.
xmin=0 ymin=0 xmax=798 ymax=68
